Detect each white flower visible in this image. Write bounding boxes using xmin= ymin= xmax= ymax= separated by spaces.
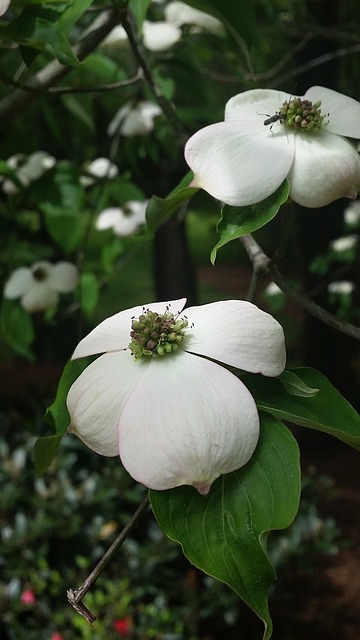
xmin=67 ymin=298 xmax=286 ymax=494
xmin=4 ymin=261 xmax=79 ymax=313
xmin=264 ymin=282 xmax=283 ymax=296
xmin=1 ymin=151 xmax=56 ymax=194
xmin=101 ymin=25 xmax=129 ymax=48
xmin=95 ymin=200 xmax=148 ymax=236
xmin=142 ymin=19 xmax=181 ymax=51
xmin=108 ymin=101 xmax=162 ymax=137
xmin=0 ymin=0 xmax=10 ymax=16
xmin=330 ymin=234 xmax=358 ymax=252
xmin=165 ymin=1 xmax=223 ymax=34
xmin=327 ymin=281 xmax=355 ymax=295
xmin=80 ymin=157 xmax=118 ymax=186
xmin=344 ymin=200 xmax=360 ymax=227
xmin=185 ymin=86 xmax=360 ymax=208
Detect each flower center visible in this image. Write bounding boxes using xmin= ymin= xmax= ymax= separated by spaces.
xmin=128 ymin=307 xmax=189 ymax=360
xmin=278 ymin=97 xmax=327 ymax=132
xmin=32 ymin=266 xmax=47 ymax=281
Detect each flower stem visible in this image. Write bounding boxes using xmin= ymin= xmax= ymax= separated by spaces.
xmin=67 ymin=495 xmax=150 ymax=624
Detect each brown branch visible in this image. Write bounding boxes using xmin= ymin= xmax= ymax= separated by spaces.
xmin=0 ymin=8 xmax=123 ymax=125
xmin=67 ymin=495 xmax=150 ymax=624
xmin=240 ymin=234 xmax=360 ymax=341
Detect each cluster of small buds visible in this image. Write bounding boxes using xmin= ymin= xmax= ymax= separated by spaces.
xmin=280 ymin=97 xmax=327 ymax=131
xmin=128 ymin=308 xmax=189 ymax=359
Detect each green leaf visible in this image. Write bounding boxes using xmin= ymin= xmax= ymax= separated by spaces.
xmin=0 ymin=298 xmax=34 ymax=360
xmin=150 ymin=415 xmax=300 ymax=640
xmin=184 ymin=0 xmax=256 ymax=48
xmin=57 ymin=0 xmax=94 ymax=33
xmin=211 ymin=180 xmax=290 ymax=263
xmin=0 ymin=7 xmax=80 ymax=67
xmin=79 ymin=272 xmax=99 ymax=319
xmin=34 ymin=434 xmax=62 ymax=476
xmin=101 ymin=237 xmax=124 ymax=274
xmin=278 ymin=370 xmax=319 ymax=398
xmin=146 ymin=173 xmax=198 ymax=232
xmin=44 ymin=357 xmax=91 ymax=434
xmin=41 ymin=204 xmax=84 ymax=254
xmin=245 ymin=367 xmax=360 ymax=451
xmin=129 ymin=0 xmax=152 ymax=33
xmin=61 ymin=94 xmax=96 ymax=133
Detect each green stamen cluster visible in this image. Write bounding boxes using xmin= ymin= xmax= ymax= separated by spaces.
xmin=128 ymin=307 xmax=189 ymax=360
xmin=280 ymin=98 xmax=327 ymax=131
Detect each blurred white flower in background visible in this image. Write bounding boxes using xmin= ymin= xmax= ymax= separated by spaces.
xmin=108 ymin=100 xmax=162 ymax=137
xmin=142 ymin=19 xmax=181 ymax=51
xmin=344 ymin=200 xmax=360 ymax=227
xmin=4 ymin=261 xmax=79 ymax=313
xmin=80 ymin=157 xmax=118 ymax=186
xmin=330 ymin=234 xmax=358 ymax=253
xmin=327 ymin=281 xmax=355 ymax=295
xmin=95 ymin=201 xmax=148 ymax=237
xmin=165 ymin=1 xmax=223 ymax=34
xmin=0 ymin=0 xmax=10 ymax=16
xmin=1 ymin=151 xmax=56 ymax=194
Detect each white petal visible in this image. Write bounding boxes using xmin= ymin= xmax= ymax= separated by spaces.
xmin=49 ymin=262 xmax=79 ymax=293
xmin=4 ymin=268 xmax=33 ymax=299
xmin=305 ymin=86 xmax=360 ymax=139
xmin=67 ymin=351 xmax=143 ymax=456
xmin=225 ymin=88 xmax=292 ymax=123
xmin=143 ymin=20 xmax=181 ymax=52
xmin=95 ymin=208 xmax=122 ymax=230
xmin=124 ymin=200 xmax=148 ymax=223
xmin=107 ymin=104 xmax=131 ymax=137
xmin=138 ymin=101 xmax=162 ymax=120
xmin=185 ymin=121 xmax=294 ymax=206
xmin=184 ymin=300 xmax=286 ymax=376
xmin=22 ymin=151 xmax=56 ymax=181
xmin=120 ymin=110 xmax=154 ymax=136
xmin=72 ymin=298 xmax=187 ymax=358
xmin=101 ymin=25 xmax=128 ymax=48
xmin=165 ymin=1 xmax=222 ymax=33
xmin=0 ymin=0 xmax=10 ymax=16
xmin=86 ymin=157 xmax=118 ymax=179
xmin=289 ymin=131 xmax=360 ymax=207
xmin=21 ymin=283 xmax=58 ymax=312
xmin=113 ymin=216 xmax=140 ymax=237
xmin=118 ymin=352 xmax=259 ymax=491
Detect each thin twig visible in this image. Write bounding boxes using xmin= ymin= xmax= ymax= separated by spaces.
xmin=0 ymin=69 xmax=143 ymax=94
xmin=121 ymin=11 xmax=186 ymax=142
xmin=240 ymin=234 xmax=360 ymax=341
xmin=67 ymin=495 xmax=150 ymax=623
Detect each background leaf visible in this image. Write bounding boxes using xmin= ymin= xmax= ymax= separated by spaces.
xmin=150 ymin=415 xmax=300 ymax=640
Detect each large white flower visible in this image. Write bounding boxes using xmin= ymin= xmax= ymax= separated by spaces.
xmin=95 ymin=200 xmax=148 ymax=237
xmin=108 ymin=100 xmax=162 ymax=137
xmin=67 ymin=298 xmax=286 ymax=494
xmin=4 ymin=261 xmax=79 ymax=312
xmin=185 ymin=86 xmax=360 ymax=208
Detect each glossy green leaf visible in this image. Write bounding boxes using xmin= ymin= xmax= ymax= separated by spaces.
xmin=150 ymin=415 xmax=300 ymax=640
xmin=41 ymin=205 xmax=84 ymax=254
xmin=0 ymin=298 xmax=34 ymax=360
xmin=129 ymin=0 xmax=152 ymax=33
xmin=278 ymin=370 xmax=319 ymax=398
xmin=57 ymin=0 xmax=94 ymax=32
xmin=245 ymin=367 xmax=360 ymax=450
xmin=211 ymin=180 xmax=289 ymax=263
xmin=146 ymin=173 xmax=198 ymax=232
xmin=184 ymin=0 xmax=256 ymax=47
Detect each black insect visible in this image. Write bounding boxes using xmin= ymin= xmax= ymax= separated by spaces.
xmin=263 ymin=112 xmax=284 ymax=127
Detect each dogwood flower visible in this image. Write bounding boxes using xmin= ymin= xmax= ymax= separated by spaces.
xmin=67 ymin=298 xmax=286 ymax=494
xmin=330 ymin=234 xmax=358 ymax=252
xmin=95 ymin=201 xmax=148 ymax=236
xmin=328 ymin=280 xmax=355 ymax=295
xmin=0 ymin=0 xmax=10 ymax=16
xmin=102 ymin=21 xmax=181 ymax=52
xmin=344 ymin=200 xmax=360 ymax=227
xmin=4 ymin=261 xmax=79 ymax=312
xmin=185 ymin=86 xmax=360 ymax=208
xmin=165 ymin=1 xmax=223 ymax=34
xmin=80 ymin=157 xmax=118 ymax=186
xmin=1 ymin=151 xmax=56 ymax=194
xmin=108 ymin=101 xmax=162 ymax=137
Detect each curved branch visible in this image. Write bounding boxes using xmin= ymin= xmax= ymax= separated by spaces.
xmin=240 ymin=234 xmax=360 ymax=341
xmin=0 ymin=9 xmax=123 ymax=124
